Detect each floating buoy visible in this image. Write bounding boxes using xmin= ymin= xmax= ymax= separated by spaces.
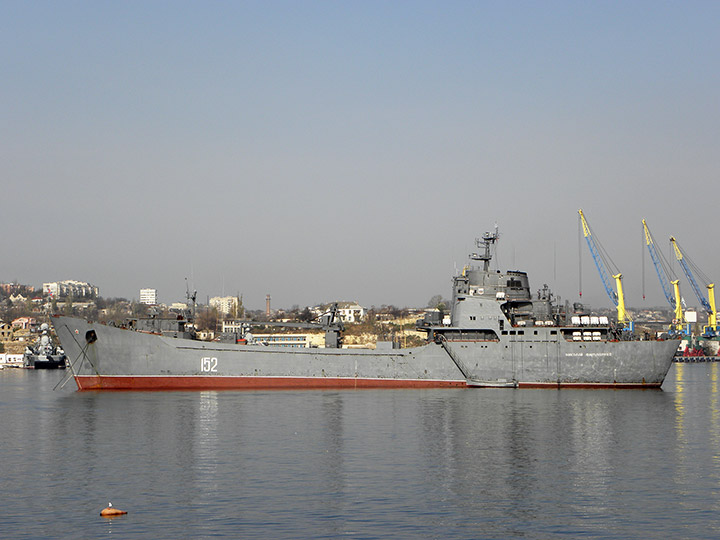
xmin=100 ymin=502 xmax=127 ymax=517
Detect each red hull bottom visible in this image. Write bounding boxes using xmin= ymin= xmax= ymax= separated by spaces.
xmin=74 ymin=375 xmax=663 ymax=391
xmin=74 ymin=376 xmax=468 ymax=391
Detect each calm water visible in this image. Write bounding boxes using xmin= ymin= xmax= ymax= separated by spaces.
xmin=1 ymin=364 xmax=719 ymax=539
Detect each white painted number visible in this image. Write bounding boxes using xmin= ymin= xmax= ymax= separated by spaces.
xmin=201 ymin=357 xmax=218 ymax=373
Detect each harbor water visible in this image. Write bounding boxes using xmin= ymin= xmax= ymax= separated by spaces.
xmin=1 ymin=364 xmax=719 ymax=539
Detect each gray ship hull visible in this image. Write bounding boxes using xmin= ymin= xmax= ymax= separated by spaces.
xmin=52 ymin=315 xmax=678 ymax=391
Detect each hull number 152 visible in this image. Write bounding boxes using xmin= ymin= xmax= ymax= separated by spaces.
xmin=201 ymin=357 xmax=218 ymax=372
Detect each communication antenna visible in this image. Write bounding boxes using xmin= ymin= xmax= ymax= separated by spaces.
xmin=185 ymin=277 xmax=197 ymax=320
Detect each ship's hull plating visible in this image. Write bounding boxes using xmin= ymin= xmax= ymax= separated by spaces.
xmin=52 ymin=316 xmax=679 ymax=391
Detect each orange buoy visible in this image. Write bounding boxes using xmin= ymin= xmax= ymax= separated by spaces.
xmin=100 ymin=502 xmax=128 ymax=517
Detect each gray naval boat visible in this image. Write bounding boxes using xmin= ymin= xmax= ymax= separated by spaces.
xmin=52 ymin=229 xmax=679 ymax=391
xmin=23 ymin=323 xmax=67 ymax=369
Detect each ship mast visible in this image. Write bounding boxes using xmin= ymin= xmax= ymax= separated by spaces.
xmin=470 ymin=225 xmax=500 ymax=271
xmin=185 ymin=278 xmax=197 ymax=321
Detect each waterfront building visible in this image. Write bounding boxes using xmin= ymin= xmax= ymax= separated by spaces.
xmin=140 ymin=288 xmax=158 ymax=305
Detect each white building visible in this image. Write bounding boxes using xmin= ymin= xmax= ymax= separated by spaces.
xmin=210 ymin=296 xmax=241 ymax=316
xmin=139 ymin=288 xmax=158 ymax=305
xmin=43 ymin=280 xmax=99 ymax=299
xmin=314 ymin=302 xmax=366 ymax=323
xmin=337 ymin=302 xmax=366 ymax=323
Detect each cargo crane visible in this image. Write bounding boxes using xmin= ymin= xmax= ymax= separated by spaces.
xmin=670 ymin=236 xmax=717 ymax=337
xmin=642 ymin=220 xmax=685 ymax=334
xmin=578 ymin=209 xmax=630 ymax=327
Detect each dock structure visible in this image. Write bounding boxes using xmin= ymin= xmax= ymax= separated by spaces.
xmin=674 ymin=356 xmax=719 ymax=363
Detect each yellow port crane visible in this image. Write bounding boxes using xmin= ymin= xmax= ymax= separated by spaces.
xmin=642 ymin=219 xmax=685 ymax=333
xmin=578 ymin=209 xmax=629 ymax=325
xmin=670 ymin=236 xmax=717 ymax=336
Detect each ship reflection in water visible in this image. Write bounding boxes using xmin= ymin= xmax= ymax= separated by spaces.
xmin=1 ymin=366 xmax=720 ymax=539
xmin=671 ymin=361 xmax=720 ymax=523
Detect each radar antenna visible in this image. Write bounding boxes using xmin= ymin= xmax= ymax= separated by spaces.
xmin=470 ymin=224 xmax=500 ymax=271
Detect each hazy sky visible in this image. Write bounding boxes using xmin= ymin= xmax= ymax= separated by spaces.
xmin=3 ymin=1 xmax=719 ymax=311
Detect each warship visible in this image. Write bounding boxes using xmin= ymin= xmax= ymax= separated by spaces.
xmin=24 ymin=323 xmax=67 ymax=369
xmin=52 ymin=229 xmax=679 ymax=390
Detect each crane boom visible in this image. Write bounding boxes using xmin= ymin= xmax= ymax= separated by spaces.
xmin=642 ymin=220 xmax=675 ymax=306
xmin=642 ymin=220 xmax=684 ymax=331
xmin=579 ymin=210 xmax=617 ymax=303
xmin=578 ymin=209 xmax=627 ymax=324
xmin=670 ymin=237 xmax=711 ymax=313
